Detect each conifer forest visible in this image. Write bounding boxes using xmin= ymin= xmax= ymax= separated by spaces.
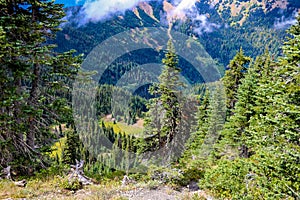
xmin=0 ymin=0 xmax=299 ymax=199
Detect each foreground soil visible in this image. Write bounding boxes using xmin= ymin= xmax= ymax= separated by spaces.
xmin=0 ymin=179 xmax=213 ymax=200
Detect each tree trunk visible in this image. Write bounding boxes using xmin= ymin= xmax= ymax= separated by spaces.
xmin=14 ymin=77 xmax=24 ymax=145
xmin=27 ymin=63 xmax=40 ymax=148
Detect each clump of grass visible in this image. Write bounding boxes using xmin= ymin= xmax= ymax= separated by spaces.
xmin=0 ymin=178 xmax=62 ymax=199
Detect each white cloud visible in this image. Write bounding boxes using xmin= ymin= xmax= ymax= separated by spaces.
xmin=168 ymin=0 xmax=220 ymax=34
xmin=173 ymin=0 xmax=197 ymax=14
xmin=274 ymin=18 xmax=297 ymax=29
xmin=79 ymin=0 xmax=147 ymax=23
xmin=192 ymin=14 xmax=220 ymax=34
xmin=274 ymin=12 xmax=298 ymax=30
xmin=71 ymin=0 xmax=221 ymax=34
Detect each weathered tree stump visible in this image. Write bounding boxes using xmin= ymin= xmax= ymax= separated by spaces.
xmin=68 ymin=160 xmax=93 ymax=185
xmin=2 ymin=166 xmax=12 ymax=180
xmin=122 ymin=175 xmax=130 ymax=186
xmin=1 ymin=166 xmax=27 ymax=187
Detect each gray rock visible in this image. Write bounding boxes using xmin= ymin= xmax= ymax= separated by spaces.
xmin=187 ymin=181 xmax=199 ymax=192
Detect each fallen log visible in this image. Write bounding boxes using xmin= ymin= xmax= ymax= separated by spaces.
xmin=14 ymin=179 xmax=27 ymax=187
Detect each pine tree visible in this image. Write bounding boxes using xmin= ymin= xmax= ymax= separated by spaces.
xmin=222 ymin=52 xmax=273 ymax=157
xmin=145 ymin=40 xmax=185 ymax=148
xmin=0 ymin=0 xmax=82 ymax=168
xmin=207 ymin=18 xmax=300 ymax=198
xmin=246 ymin=16 xmax=300 ymax=196
xmin=180 ymin=85 xmax=210 ymax=163
xmin=62 ymin=130 xmax=80 ymax=165
xmin=222 ymin=48 xmax=251 ymax=115
xmin=276 ymin=14 xmax=300 ymax=140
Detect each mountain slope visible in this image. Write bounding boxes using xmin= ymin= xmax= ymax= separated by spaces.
xmin=54 ymin=0 xmax=299 ymax=67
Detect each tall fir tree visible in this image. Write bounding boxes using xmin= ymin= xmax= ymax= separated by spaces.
xmin=184 ymin=85 xmax=210 ymax=158
xmin=0 ymin=0 xmax=82 ymax=169
xmin=248 ymin=15 xmax=300 ymax=197
xmin=222 ymin=52 xmax=274 ymax=158
xmin=222 ymin=48 xmax=251 ymax=115
xmin=145 ymin=40 xmax=185 ymax=148
xmin=62 ymin=130 xmax=80 ymax=165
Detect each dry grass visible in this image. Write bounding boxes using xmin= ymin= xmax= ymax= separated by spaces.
xmin=103 ymin=121 xmax=144 ymax=136
xmin=0 ymin=178 xmax=61 ymax=199
xmin=0 ymin=178 xmax=213 ymax=199
xmin=0 ymin=178 xmax=129 ymax=200
xmin=0 ymin=175 xmax=159 ymax=200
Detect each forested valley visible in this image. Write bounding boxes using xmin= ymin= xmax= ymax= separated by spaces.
xmin=0 ymin=0 xmax=299 ymax=199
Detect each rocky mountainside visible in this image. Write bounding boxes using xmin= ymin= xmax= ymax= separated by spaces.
xmin=54 ymin=0 xmax=299 ymax=66
xmin=134 ymin=0 xmax=298 ymax=26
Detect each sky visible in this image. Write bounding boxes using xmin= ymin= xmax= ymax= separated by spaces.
xmin=55 ymin=0 xmax=81 ymax=7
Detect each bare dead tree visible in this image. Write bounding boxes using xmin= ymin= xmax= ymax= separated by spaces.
xmin=68 ymin=160 xmax=92 ymax=185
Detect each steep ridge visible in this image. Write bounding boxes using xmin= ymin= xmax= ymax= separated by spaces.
xmin=54 ymin=0 xmax=299 ymax=66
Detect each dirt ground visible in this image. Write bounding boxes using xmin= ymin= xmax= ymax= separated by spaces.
xmin=25 ymin=185 xmax=212 ymax=200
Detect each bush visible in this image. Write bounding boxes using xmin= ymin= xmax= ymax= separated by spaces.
xmin=179 ymin=160 xmax=207 ymax=186
xmin=198 ymin=158 xmax=252 ymax=199
xmin=147 ymin=166 xmax=184 ymax=186
xmin=198 ymin=148 xmax=300 ymax=199
xmin=33 ymin=164 xmax=68 ymax=180
xmin=246 ymin=148 xmax=300 ymax=199
xmin=59 ymin=176 xmax=82 ymax=191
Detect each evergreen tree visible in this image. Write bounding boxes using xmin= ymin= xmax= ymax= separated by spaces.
xmin=199 ymin=18 xmax=300 ymax=198
xmin=62 ymin=130 xmax=80 ymax=165
xmin=145 ymin=40 xmax=185 ymax=148
xmin=222 ymin=48 xmax=251 ymax=115
xmin=180 ymin=85 xmax=210 ymax=167
xmin=222 ymin=52 xmax=273 ymax=158
xmin=185 ymin=86 xmax=210 ymax=156
xmin=0 ymin=0 xmax=82 ymax=168
xmin=245 ymin=15 xmax=300 ymax=197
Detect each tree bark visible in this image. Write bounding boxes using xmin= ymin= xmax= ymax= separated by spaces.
xmin=27 ymin=63 xmax=40 ymax=148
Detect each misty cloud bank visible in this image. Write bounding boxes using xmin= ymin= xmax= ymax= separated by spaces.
xmin=192 ymin=14 xmax=220 ymax=35
xmin=79 ymin=0 xmax=150 ymax=23
xmin=166 ymin=0 xmax=220 ymax=34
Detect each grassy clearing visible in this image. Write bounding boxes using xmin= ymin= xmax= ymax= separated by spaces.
xmin=0 ymin=178 xmax=142 ymax=199
xmin=0 ymin=178 xmax=61 ymax=199
xmin=0 ymin=178 xmax=128 ymax=200
xmin=103 ymin=121 xmax=144 ymax=136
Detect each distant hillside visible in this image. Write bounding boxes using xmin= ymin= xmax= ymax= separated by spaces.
xmin=54 ymin=0 xmax=299 ymax=68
